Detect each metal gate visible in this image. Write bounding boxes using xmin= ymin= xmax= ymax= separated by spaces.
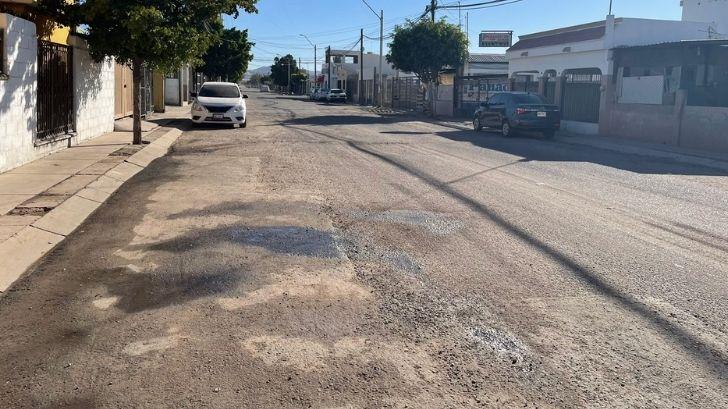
xmin=511 ymin=76 xmax=539 ymax=93
xmin=544 ymin=77 xmax=557 ymax=104
xmin=390 ymin=77 xmax=422 ymax=110
xmin=140 ymin=67 xmax=153 ymax=116
xmin=37 ymin=40 xmax=74 ymax=141
xmin=454 ymin=75 xmax=509 ymax=117
xmin=561 ymin=69 xmax=602 ymax=123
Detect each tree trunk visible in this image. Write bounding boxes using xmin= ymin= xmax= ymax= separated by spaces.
xmin=425 ymin=81 xmax=435 ymax=117
xmin=132 ymin=58 xmax=143 ymax=145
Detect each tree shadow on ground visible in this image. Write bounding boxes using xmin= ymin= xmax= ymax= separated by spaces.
xmin=434 ymin=128 xmax=728 ymax=176
xmin=136 ymin=225 xmax=342 ymax=261
xmin=102 ymin=266 xmax=245 ymax=314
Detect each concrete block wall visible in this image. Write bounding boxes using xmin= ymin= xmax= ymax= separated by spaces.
xmin=0 ymin=15 xmax=116 ymax=174
xmin=0 ymin=14 xmax=38 ymax=173
xmin=72 ymin=39 xmax=115 ymax=141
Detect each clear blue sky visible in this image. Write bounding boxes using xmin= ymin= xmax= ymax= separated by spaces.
xmin=224 ymin=0 xmax=684 ymax=71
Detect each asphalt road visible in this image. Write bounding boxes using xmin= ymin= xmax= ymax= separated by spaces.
xmin=1 ymin=91 xmax=727 ymax=408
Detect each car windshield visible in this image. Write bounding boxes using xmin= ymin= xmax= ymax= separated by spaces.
xmin=199 ymin=84 xmax=240 ymax=98
xmin=512 ymin=94 xmax=547 ymax=104
xmin=330 ymin=89 xmax=343 ymax=93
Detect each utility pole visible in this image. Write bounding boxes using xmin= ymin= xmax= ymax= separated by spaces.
xmin=360 ymin=0 xmax=385 ymax=106
xmin=430 ymin=0 xmax=436 ymax=22
xmin=379 ymin=9 xmax=384 ymax=107
xmin=287 ymin=61 xmax=291 ymax=94
xmin=326 ymin=46 xmax=331 ymax=89
xmin=300 ymin=34 xmax=317 ymax=90
xmin=360 ymin=28 xmax=364 ymax=105
xmin=458 ymin=1 xmax=461 ymax=28
xmin=609 ymin=0 xmax=613 ymax=15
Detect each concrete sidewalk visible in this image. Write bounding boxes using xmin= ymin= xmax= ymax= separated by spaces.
xmin=426 ymin=116 xmax=728 ymax=173
xmin=0 ymin=109 xmax=188 ymax=292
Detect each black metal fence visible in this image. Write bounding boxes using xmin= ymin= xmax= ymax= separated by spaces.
xmin=0 ymin=30 xmax=6 ymax=78
xmin=37 ymin=40 xmax=74 ymax=141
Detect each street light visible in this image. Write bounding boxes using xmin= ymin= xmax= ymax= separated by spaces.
xmin=360 ymin=0 xmax=384 ymax=107
xmin=300 ymin=34 xmax=317 ymax=88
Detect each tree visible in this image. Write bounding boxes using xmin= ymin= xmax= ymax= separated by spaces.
xmin=200 ymin=27 xmax=254 ymax=83
xmin=290 ymin=70 xmax=308 ymax=94
xmin=248 ymin=73 xmax=264 ymax=87
xmin=387 ymin=19 xmax=468 ymax=114
xmin=270 ymin=55 xmax=297 ymax=90
xmin=40 ymin=0 xmax=258 ymax=144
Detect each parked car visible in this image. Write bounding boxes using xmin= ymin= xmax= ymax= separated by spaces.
xmin=473 ymin=92 xmax=560 ymax=138
xmin=326 ymin=89 xmax=347 ymax=103
xmin=259 ymin=85 xmax=270 ymax=92
xmin=309 ymin=88 xmax=320 ymax=100
xmin=314 ymin=88 xmax=328 ymax=101
xmin=190 ymin=82 xmax=248 ymax=128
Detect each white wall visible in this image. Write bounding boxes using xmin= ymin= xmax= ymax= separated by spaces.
xmin=0 ymin=15 xmax=116 ymax=173
xmin=682 ymin=0 xmax=728 ymax=38
xmin=508 ymin=48 xmax=608 ymax=76
xmin=72 ymin=38 xmax=115 ymax=141
xmin=0 ymin=14 xmax=38 ymax=173
xmin=619 ymin=76 xmax=664 ymax=104
xmin=507 ymin=18 xmax=711 ymax=77
xmin=611 ymin=18 xmax=711 ymax=47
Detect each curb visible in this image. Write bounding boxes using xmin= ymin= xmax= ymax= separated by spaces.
xmin=553 ymin=135 xmax=728 ymax=173
xmin=0 ymin=128 xmax=183 ymax=293
xmin=428 ymin=118 xmax=728 ymax=172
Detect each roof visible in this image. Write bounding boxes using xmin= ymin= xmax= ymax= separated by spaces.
xmin=509 ymin=25 xmax=606 ymax=51
xmin=507 ymin=19 xmax=616 ymax=52
xmin=468 ymin=54 xmax=508 ymax=64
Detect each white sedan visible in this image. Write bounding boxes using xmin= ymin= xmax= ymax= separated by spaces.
xmin=191 ymin=82 xmax=248 ymax=128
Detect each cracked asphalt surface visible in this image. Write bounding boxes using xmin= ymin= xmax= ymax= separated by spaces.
xmin=1 ymin=91 xmax=727 ymax=408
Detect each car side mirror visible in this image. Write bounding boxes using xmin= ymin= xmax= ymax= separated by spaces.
xmin=190 ymin=92 xmax=197 ymax=98
xmin=243 ymin=94 xmax=249 ymax=99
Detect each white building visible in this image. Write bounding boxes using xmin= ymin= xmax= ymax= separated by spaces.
xmin=463 ymin=54 xmax=508 ymax=77
xmin=322 ymin=49 xmax=409 ymax=90
xmin=506 ymin=12 xmax=714 ymax=134
xmin=682 ymin=0 xmax=728 ymax=38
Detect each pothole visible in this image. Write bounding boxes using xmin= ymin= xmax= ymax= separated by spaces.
xmin=352 ymin=209 xmax=464 ymax=235
xmin=470 ymin=327 xmax=528 ymax=364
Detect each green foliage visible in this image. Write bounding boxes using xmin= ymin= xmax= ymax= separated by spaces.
xmin=39 ymin=0 xmax=258 ymax=72
xmin=200 ymin=28 xmax=254 ymax=83
xmin=270 ymin=54 xmax=297 ymax=87
xmin=291 ymin=70 xmax=308 ymax=84
xmin=387 ymin=19 xmax=468 ymax=84
xmin=248 ymin=73 xmax=264 ymax=86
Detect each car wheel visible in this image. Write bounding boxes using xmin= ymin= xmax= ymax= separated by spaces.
xmin=502 ymin=121 xmax=512 ymax=137
xmin=473 ymin=117 xmax=483 ymax=132
xmin=542 ymin=129 xmax=555 ymax=139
